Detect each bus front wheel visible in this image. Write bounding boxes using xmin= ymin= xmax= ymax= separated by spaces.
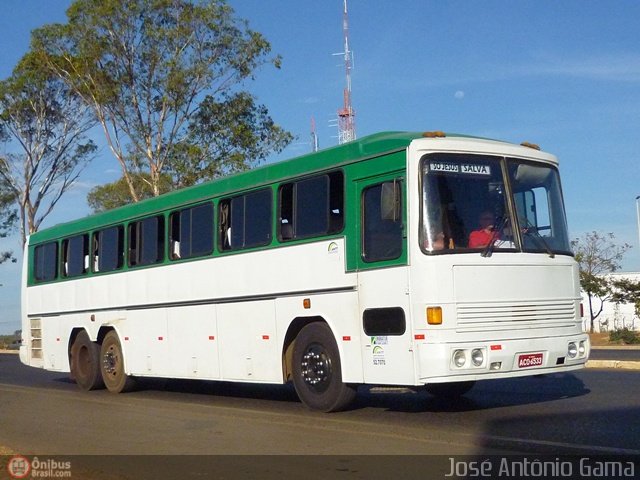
xmin=100 ymin=331 xmax=136 ymax=393
xmin=70 ymin=330 xmax=104 ymax=391
xmin=292 ymin=322 xmax=356 ymax=412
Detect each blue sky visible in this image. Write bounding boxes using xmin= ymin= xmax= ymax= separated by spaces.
xmin=1 ymin=0 xmax=639 ymax=333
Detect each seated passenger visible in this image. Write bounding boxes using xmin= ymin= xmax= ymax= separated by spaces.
xmin=468 ymin=211 xmax=498 ymax=248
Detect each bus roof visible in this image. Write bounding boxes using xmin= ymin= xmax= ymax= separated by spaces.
xmin=28 ymin=131 xmax=524 ymax=244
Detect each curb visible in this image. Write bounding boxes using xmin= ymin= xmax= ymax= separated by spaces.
xmin=586 ymin=359 xmax=640 ymax=370
xmin=591 ymin=345 xmax=640 ymax=351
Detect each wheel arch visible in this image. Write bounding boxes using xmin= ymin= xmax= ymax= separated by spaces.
xmin=67 ymin=325 xmax=118 ymax=366
xmin=282 ymin=315 xmax=335 ymax=382
xmin=96 ymin=325 xmax=116 ymax=344
xmin=67 ymin=327 xmax=86 ymax=372
xmin=67 ymin=327 xmax=86 ymax=358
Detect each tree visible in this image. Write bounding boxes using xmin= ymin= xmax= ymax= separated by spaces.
xmin=0 ymin=54 xmax=97 ymax=247
xmin=571 ymin=231 xmax=632 ymax=333
xmin=0 ymin=178 xmax=17 ymax=265
xmin=611 ymin=277 xmax=640 ymax=320
xmin=87 ymin=172 xmax=173 ymax=213
xmin=87 ymin=91 xmax=293 ymax=212
xmin=168 ymin=92 xmax=293 ymax=189
xmin=31 ymin=0 xmax=291 ymax=204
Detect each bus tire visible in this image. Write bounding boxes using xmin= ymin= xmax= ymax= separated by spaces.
xmin=425 ymin=381 xmax=475 ymax=398
xmin=100 ymin=331 xmax=136 ymax=393
xmin=292 ymin=322 xmax=356 ymax=412
xmin=70 ymin=330 xmax=104 ymax=391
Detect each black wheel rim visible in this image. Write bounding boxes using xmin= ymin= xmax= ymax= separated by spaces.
xmin=103 ymin=343 xmax=119 ymax=379
xmin=300 ymin=342 xmax=333 ymax=393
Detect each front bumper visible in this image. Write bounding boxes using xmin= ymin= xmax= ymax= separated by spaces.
xmin=416 ymin=333 xmax=589 ymax=384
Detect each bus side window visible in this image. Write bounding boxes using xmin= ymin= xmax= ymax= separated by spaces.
xmin=328 ymin=171 xmax=344 ymax=234
xmin=94 ymin=225 xmax=124 ymax=273
xmin=61 ymin=234 xmax=89 ymax=278
xmin=128 ymin=216 xmax=164 ymax=267
xmin=278 ymin=171 xmax=343 ymax=241
xmin=278 ymin=183 xmax=294 ymax=241
xmin=169 ymin=211 xmax=181 ymax=259
xmin=170 ymin=203 xmax=214 ymax=260
xmin=92 ymin=233 xmax=100 ymax=272
xmin=219 ymin=200 xmax=231 ymax=250
xmin=219 ymin=189 xmax=271 ymax=251
xmin=34 ymin=242 xmax=58 ymax=282
xmin=362 ymin=181 xmax=403 ymax=262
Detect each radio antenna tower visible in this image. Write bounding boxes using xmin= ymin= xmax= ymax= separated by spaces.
xmin=336 ymin=0 xmax=355 ymax=144
xmin=310 ymin=117 xmax=319 ymax=152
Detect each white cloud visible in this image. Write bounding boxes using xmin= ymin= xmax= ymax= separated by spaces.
xmin=391 ymin=52 xmax=640 ymax=91
xmin=513 ymin=53 xmax=640 ymax=82
xmin=454 ymin=90 xmax=465 ymax=99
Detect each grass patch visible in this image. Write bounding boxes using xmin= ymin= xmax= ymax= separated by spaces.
xmin=609 ymin=328 xmax=640 ymax=345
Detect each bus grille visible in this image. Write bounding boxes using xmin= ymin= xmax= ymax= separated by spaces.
xmin=456 ymin=300 xmax=577 ymax=333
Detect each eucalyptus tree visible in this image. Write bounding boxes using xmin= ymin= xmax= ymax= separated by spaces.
xmin=31 ymin=0 xmax=292 ymax=204
xmin=0 ymin=55 xmax=96 ymax=247
xmin=0 ymin=179 xmax=17 ymax=265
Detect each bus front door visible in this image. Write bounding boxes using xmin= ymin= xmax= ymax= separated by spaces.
xmin=356 ymin=176 xmax=415 ymax=386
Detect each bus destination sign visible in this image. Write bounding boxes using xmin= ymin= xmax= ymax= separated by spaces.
xmin=429 ymin=162 xmax=491 ymax=176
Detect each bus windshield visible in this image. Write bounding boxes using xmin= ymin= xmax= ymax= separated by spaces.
xmin=420 ymin=153 xmax=572 ymax=255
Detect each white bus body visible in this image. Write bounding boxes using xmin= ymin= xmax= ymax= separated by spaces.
xmin=21 ymin=133 xmax=589 ymax=411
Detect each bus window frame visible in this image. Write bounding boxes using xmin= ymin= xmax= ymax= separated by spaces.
xmin=168 ymin=201 xmax=215 ymax=261
xmin=218 ymin=187 xmax=273 ymax=252
xmin=277 ymin=170 xmax=345 ymax=243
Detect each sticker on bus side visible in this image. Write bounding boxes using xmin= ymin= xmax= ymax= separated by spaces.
xmin=372 ymin=345 xmax=386 ymax=366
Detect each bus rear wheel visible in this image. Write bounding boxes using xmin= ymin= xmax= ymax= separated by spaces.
xmin=292 ymin=322 xmax=356 ymax=412
xmin=70 ymin=330 xmax=104 ymax=391
xmin=100 ymin=331 xmax=136 ymax=393
xmin=425 ymin=381 xmax=475 ymax=398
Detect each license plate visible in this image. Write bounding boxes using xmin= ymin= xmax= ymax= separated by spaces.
xmin=517 ymin=353 xmax=544 ymax=368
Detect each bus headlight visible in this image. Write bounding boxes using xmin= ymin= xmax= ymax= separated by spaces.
xmin=567 ymin=342 xmax=578 ymax=358
xmin=471 ymin=348 xmax=484 ymax=367
xmin=578 ymin=341 xmax=586 ymax=356
xmin=453 ymin=350 xmax=467 ymax=368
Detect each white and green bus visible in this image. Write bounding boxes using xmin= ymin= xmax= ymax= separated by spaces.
xmin=20 ymin=131 xmax=589 ymax=412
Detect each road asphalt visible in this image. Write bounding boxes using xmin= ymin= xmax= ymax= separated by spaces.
xmin=587 ymin=346 xmax=640 ymax=370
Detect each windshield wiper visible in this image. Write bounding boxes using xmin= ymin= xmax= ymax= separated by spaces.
xmin=522 ymin=220 xmax=555 ymax=258
xmin=481 ymin=216 xmax=509 ymax=258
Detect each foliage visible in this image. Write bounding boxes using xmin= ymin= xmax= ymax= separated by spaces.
xmin=0 ymin=330 xmax=21 ymax=349
xmin=0 ymin=179 xmax=17 ymax=265
xmin=31 ymin=0 xmax=291 ymax=204
xmin=87 ymin=172 xmax=173 ymax=213
xmin=610 ymin=277 xmax=640 ymax=319
xmin=169 ymin=92 xmax=293 ymax=189
xmin=609 ymin=328 xmax=640 ymax=345
xmin=571 ymin=231 xmax=631 ymax=333
xmin=0 ymin=53 xmax=97 ymax=247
